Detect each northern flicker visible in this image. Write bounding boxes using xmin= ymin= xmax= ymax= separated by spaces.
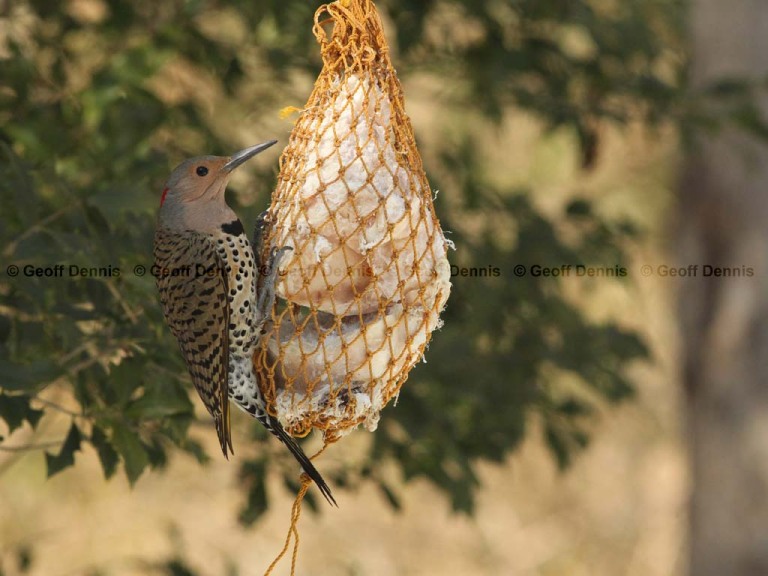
xmin=153 ymin=141 xmax=336 ymax=506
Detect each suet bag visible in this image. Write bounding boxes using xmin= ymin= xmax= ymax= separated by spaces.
xmin=255 ymin=0 xmax=451 ymax=445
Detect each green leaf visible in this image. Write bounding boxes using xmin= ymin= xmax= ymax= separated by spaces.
xmin=377 ymin=480 xmax=402 ymax=511
xmin=557 ymin=398 xmax=593 ymax=417
xmin=111 ymin=422 xmax=149 ymax=486
xmin=106 ymin=362 xmax=144 ymax=406
xmin=143 ymin=438 xmax=168 ymax=470
xmin=162 ymin=559 xmax=197 ymax=576
xmin=45 ymin=422 xmax=82 ymax=478
xmin=17 ymin=545 xmax=33 ymax=573
xmin=25 ymin=406 xmax=43 ymax=429
xmin=544 ymin=424 xmax=575 ymax=471
xmin=0 ymin=360 xmax=59 ymax=392
xmin=0 ymin=393 xmax=44 ymax=433
xmin=125 ymin=381 xmax=193 ymax=420
xmin=565 ymin=198 xmax=592 ymax=218
xmin=237 ymin=458 xmax=268 ymax=526
xmin=90 ymin=425 xmax=119 ymax=479
xmin=180 ymin=438 xmax=210 ymax=465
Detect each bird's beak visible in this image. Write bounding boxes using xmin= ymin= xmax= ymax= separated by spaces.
xmin=223 ymin=140 xmax=278 ymax=173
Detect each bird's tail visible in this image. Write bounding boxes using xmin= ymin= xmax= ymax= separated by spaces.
xmin=268 ymin=415 xmax=337 ymax=507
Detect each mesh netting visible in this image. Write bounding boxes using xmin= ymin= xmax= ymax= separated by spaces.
xmin=254 ymin=0 xmax=451 ymax=444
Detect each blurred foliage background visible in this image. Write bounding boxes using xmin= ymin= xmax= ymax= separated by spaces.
xmin=0 ymin=0 xmax=685 ymax=574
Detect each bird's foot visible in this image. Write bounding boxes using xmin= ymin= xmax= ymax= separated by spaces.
xmin=256 ymin=245 xmax=293 ymax=325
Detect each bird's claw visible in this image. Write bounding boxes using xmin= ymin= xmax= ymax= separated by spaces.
xmin=256 ymin=244 xmax=293 ymax=323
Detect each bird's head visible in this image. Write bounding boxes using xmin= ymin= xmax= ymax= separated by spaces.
xmin=158 ymin=140 xmax=277 ymax=230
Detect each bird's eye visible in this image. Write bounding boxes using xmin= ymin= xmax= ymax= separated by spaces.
xmin=196 ymin=166 xmax=209 ymax=177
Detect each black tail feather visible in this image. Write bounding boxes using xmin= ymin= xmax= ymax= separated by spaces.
xmin=269 ymin=415 xmax=337 ymax=507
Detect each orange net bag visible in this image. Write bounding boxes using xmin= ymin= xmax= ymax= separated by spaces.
xmin=255 ymin=0 xmax=451 ymax=444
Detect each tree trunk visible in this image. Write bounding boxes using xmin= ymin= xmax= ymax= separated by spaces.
xmin=682 ymin=2 xmax=768 ymax=575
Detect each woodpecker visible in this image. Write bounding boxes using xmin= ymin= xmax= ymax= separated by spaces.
xmin=153 ymin=141 xmax=336 ymax=506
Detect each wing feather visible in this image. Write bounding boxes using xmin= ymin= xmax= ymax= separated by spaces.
xmin=154 ymin=228 xmax=233 ymax=456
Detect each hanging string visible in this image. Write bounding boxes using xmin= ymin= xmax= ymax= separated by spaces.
xmin=263 ymin=438 xmax=334 ymax=576
xmin=263 ymin=474 xmax=311 ymax=576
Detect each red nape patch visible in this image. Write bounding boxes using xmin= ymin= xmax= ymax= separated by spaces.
xmin=160 ymin=186 xmax=169 ymax=206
